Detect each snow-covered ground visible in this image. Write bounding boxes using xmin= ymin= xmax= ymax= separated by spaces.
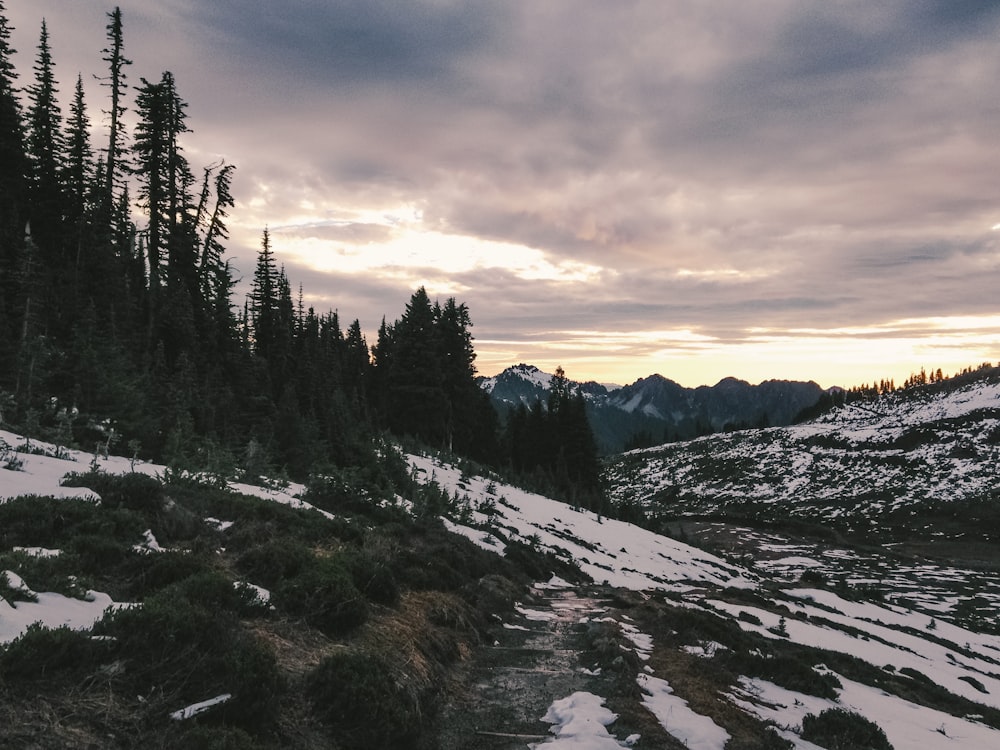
xmin=605 ymin=379 xmax=1000 ymax=521
xmin=3 ymin=417 xmax=1000 ymax=748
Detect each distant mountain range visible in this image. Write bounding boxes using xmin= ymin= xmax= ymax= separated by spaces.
xmin=477 ymin=364 xmax=826 ymax=455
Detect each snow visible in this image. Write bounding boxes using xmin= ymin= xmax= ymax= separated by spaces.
xmin=517 ymin=604 xmax=559 ymax=622
xmin=732 ymin=671 xmax=1000 ymax=750
xmin=709 ymin=594 xmax=1000 ymax=710
xmin=169 ymin=693 xmax=232 ymax=720
xmin=234 ymin=581 xmax=271 ymax=606
xmin=204 ymin=517 xmax=234 ymax=531
xmin=530 ymin=691 xmax=633 ymax=749
xmin=408 ymin=454 xmax=757 ymax=591
xmin=12 ymin=546 xmax=61 ymax=557
xmin=132 ymin=529 xmax=164 ymax=553
xmin=1 ymin=577 xmax=129 ymax=644
xmin=637 ymin=673 xmax=730 ymax=750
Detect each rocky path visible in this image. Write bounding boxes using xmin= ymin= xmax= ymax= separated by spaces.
xmin=431 ymin=580 xmax=663 ymax=749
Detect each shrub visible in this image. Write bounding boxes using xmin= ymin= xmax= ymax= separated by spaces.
xmin=721 ymin=652 xmax=842 ymax=699
xmin=0 ymin=496 xmax=143 ymax=548
xmin=800 ymin=708 xmax=893 ymax=750
xmin=307 ymin=650 xmax=420 ymax=748
xmin=344 ymin=547 xmax=399 ymax=607
xmin=61 ymin=471 xmax=164 ymax=512
xmin=96 ymin=589 xmax=283 ymax=730
xmin=68 ymin=533 xmax=131 ymax=569
xmin=275 ymin=556 xmax=368 ymax=635
xmin=235 ymin=537 xmax=313 ymax=588
xmin=0 ymin=623 xmax=103 ymax=681
xmin=160 ymin=570 xmax=266 ymax=616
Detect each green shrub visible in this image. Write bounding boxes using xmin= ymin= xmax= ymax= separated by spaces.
xmin=235 ymin=537 xmax=312 ymax=588
xmin=160 ymin=570 xmax=266 ymax=616
xmin=344 ymin=547 xmax=399 ymax=606
xmin=275 ymin=556 xmax=368 ymax=635
xmin=800 ymin=708 xmax=893 ymax=750
xmin=61 ymin=471 xmax=164 ymax=512
xmin=68 ymin=533 xmax=131 ymax=569
xmin=96 ymin=589 xmax=283 ymax=729
xmin=0 ymin=496 xmax=142 ymax=548
xmin=307 ymin=650 xmax=420 ymax=748
xmin=722 ymin=651 xmax=842 ymax=699
xmin=0 ymin=623 xmax=103 ymax=681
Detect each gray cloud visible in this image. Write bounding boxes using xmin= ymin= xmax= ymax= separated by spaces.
xmin=7 ymin=1 xmax=1000 ymax=385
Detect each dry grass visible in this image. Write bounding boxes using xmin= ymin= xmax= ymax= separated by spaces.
xmin=360 ymin=590 xmax=475 ymax=687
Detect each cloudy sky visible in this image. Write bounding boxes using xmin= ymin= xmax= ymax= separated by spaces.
xmin=7 ymin=1 xmax=1000 ymax=388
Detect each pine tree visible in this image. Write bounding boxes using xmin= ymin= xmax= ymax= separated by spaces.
xmin=98 ymin=6 xmax=130 ymax=223
xmin=65 ymin=75 xmax=92 ymax=226
xmin=0 ymin=1 xmax=28 ymax=391
xmin=25 ymin=20 xmax=65 ymax=239
xmin=134 ymin=71 xmax=193 ymax=316
xmin=384 ymin=287 xmax=447 ymax=445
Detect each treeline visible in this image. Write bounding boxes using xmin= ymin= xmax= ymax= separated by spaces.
xmin=848 ymin=361 xmax=995 ymax=400
xmin=0 ymin=5 xmax=605 ymax=505
xmin=501 ymin=367 xmax=605 ymax=513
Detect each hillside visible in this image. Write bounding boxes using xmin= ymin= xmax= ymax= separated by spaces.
xmin=4 ymin=406 xmax=1000 ymax=748
xmin=604 ymin=369 xmax=1000 ymax=531
xmin=480 ymin=364 xmax=825 ymax=454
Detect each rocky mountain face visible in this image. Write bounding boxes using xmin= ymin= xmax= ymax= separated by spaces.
xmin=478 ymin=364 xmax=826 ymax=455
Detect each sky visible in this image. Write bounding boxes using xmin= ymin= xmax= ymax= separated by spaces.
xmin=6 ymin=1 xmax=1000 ymax=389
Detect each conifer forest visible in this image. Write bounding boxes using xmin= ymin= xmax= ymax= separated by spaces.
xmin=0 ymin=5 xmax=604 ymax=509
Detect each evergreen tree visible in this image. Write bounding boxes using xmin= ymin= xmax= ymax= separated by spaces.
xmin=384 ymin=287 xmax=447 ymax=445
xmin=98 ymin=6 xmax=130 ymax=224
xmin=0 ymin=1 xmax=28 ymax=390
xmin=65 ymin=75 xmax=92 ymax=227
xmin=25 ymin=20 xmax=65 ymax=248
xmin=134 ymin=70 xmax=195 ymax=341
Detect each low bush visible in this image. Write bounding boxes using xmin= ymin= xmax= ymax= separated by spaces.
xmin=96 ymin=588 xmax=283 ymax=730
xmin=0 ymin=623 xmax=104 ymax=681
xmin=275 ymin=555 xmax=368 ymax=635
xmin=0 ymin=496 xmax=142 ymax=548
xmin=343 ymin=546 xmax=399 ymax=607
xmin=307 ymin=650 xmax=421 ymax=749
xmin=720 ymin=651 xmax=842 ymax=699
xmin=236 ymin=537 xmax=313 ymax=588
xmin=800 ymin=708 xmax=893 ymax=750
xmin=160 ymin=570 xmax=266 ymax=616
xmin=61 ymin=471 xmax=164 ymax=512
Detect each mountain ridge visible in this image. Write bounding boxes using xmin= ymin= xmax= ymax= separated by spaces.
xmin=478 ymin=364 xmax=827 ymax=454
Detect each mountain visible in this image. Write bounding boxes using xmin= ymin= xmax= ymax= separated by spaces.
xmin=478 ymin=364 xmax=826 ymax=454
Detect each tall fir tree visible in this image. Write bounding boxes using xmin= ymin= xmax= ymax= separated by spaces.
xmin=98 ymin=6 xmax=130 ymax=225
xmin=0 ymin=1 xmax=28 ymax=391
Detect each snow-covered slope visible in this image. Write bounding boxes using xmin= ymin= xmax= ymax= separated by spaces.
xmin=4 ymin=417 xmax=1000 ymax=748
xmin=407 ymin=450 xmax=1000 ymax=750
xmin=605 ymin=376 xmax=1000 ymax=525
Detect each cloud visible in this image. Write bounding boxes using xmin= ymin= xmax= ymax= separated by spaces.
xmin=7 ymin=1 xmax=1000 ymax=386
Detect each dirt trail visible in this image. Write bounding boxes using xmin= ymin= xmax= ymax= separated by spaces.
xmin=431 ymin=581 xmax=623 ymax=749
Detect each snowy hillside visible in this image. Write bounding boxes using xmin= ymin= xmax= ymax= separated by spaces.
xmin=409 ymin=450 xmax=1000 ymax=749
xmin=4 ymin=420 xmax=1000 ymax=748
xmin=606 ymin=376 xmax=1000 ymax=525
